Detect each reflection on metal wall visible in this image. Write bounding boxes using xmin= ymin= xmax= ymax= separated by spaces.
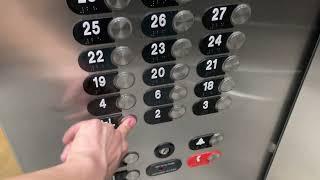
xmin=0 ymin=0 xmax=319 ymax=179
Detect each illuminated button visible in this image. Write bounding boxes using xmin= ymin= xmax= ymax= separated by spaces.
xmin=126 ymin=170 xmax=140 ymax=180
xmin=83 ymin=72 xmax=119 ymax=96
xmin=87 ymin=95 xmax=121 ymax=116
xmin=193 ymin=97 xmax=220 ymax=116
xmin=215 ymin=96 xmax=232 ymax=111
xmin=187 ymin=150 xmax=222 ymax=168
xmin=116 ymin=94 xmax=136 ymax=110
xmin=154 ymin=142 xmax=175 ymax=158
xmin=111 ymin=46 xmax=133 ymax=66
xmin=219 ymin=76 xmax=235 ymax=92
xmin=108 ymin=17 xmax=132 ymax=40
xmin=146 ymin=159 xmax=182 ymax=176
xmin=176 ymin=0 xmax=192 ymax=4
xmin=173 ymin=10 xmax=195 ymax=33
xmin=144 ymin=105 xmax=173 ymax=125
xmin=105 ymin=0 xmax=131 ymax=10
xmin=169 ymin=105 xmax=186 ymax=119
xmin=114 ymin=72 xmax=135 ymax=89
xmin=123 ymin=152 xmax=139 ymax=165
xmin=210 ymin=133 xmax=224 ymax=146
xmin=231 ymin=4 xmax=252 ymax=25
xmin=226 ymin=31 xmax=246 ymax=50
xmin=171 ymin=64 xmax=190 ymax=81
xmin=170 ymin=85 xmax=187 ymax=101
xmin=100 ymin=114 xmax=122 ymax=128
xmin=222 ymin=55 xmax=240 ymax=72
xmin=171 ymin=38 xmax=192 ymax=58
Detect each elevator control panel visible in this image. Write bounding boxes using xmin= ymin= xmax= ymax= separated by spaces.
xmin=66 ymin=0 xmax=251 ymax=179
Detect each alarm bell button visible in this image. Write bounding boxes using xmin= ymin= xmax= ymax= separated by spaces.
xmin=187 ymin=150 xmax=222 ymax=168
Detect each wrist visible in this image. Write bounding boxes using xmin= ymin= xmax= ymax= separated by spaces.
xmin=62 ymin=158 xmax=106 ymax=180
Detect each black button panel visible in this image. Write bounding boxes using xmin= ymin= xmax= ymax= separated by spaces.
xmin=202 ymin=5 xmax=238 ymax=30
xmin=197 ymin=56 xmax=228 ymax=78
xmin=142 ymin=11 xmax=178 ymax=38
xmin=100 ymin=114 xmax=122 ymax=128
xmin=87 ymin=95 xmax=121 ymax=116
xmin=154 ymin=142 xmax=175 ymax=159
xmin=199 ymin=32 xmax=232 ymax=55
xmin=146 ymin=159 xmax=182 ymax=176
xmin=143 ymin=64 xmax=175 ymax=86
xmin=189 ymin=133 xmax=215 ymax=150
xmin=144 ymin=85 xmax=174 ymax=106
xmin=142 ymin=39 xmax=176 ymax=64
xmin=194 ymin=77 xmax=224 ymax=98
xmin=67 ymin=0 xmax=111 ymax=15
xmin=193 ymin=96 xmax=220 ymax=116
xmin=144 ymin=105 xmax=173 ymax=125
xmin=79 ymin=47 xmax=117 ymax=72
xmin=73 ymin=18 xmax=115 ymax=45
xmin=141 ymin=0 xmax=179 ymax=8
xmin=83 ymin=72 xmax=119 ymax=96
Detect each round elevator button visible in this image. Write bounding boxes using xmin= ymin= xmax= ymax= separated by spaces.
xmin=215 ymin=96 xmax=232 ymax=111
xmin=169 ymin=105 xmax=186 ymax=119
xmin=226 ymin=31 xmax=246 ymax=50
xmin=116 ymin=94 xmax=136 ymax=110
xmin=171 ymin=64 xmax=190 ymax=81
xmin=170 ymin=85 xmax=187 ymax=101
xmin=209 ymin=133 xmax=224 ymax=146
xmin=114 ymin=72 xmax=135 ymax=89
xmin=123 ymin=152 xmax=139 ymax=165
xmin=111 ymin=46 xmax=133 ymax=66
xmin=171 ymin=38 xmax=192 ymax=58
xmin=105 ymin=0 xmax=131 ymax=10
xmin=154 ymin=143 xmax=175 ymax=158
xmin=231 ymin=4 xmax=252 ymax=25
xmin=173 ymin=10 xmax=195 ymax=33
xmin=222 ymin=55 xmax=240 ymax=72
xmin=126 ymin=170 xmax=140 ymax=180
xmin=108 ymin=17 xmax=133 ymax=40
xmin=219 ymin=76 xmax=235 ymax=92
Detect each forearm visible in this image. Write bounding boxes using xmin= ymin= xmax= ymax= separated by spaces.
xmin=8 ymin=161 xmax=102 ymax=180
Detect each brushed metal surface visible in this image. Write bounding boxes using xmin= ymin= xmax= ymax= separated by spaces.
xmin=0 ymin=0 xmax=319 ymax=180
xmin=267 ymin=38 xmax=320 ymax=180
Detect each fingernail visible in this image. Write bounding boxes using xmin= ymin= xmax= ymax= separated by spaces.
xmin=126 ymin=115 xmax=137 ymax=128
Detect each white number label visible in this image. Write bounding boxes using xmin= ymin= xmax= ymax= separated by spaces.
xmin=83 ymin=21 xmax=101 ymax=36
xmin=151 ymin=42 xmax=166 ymax=56
xmin=151 ymin=14 xmax=167 ymax=29
xmin=99 ymin=99 xmax=107 ymax=109
xmin=93 ymin=76 xmax=106 ymax=88
xmin=88 ymin=50 xmax=104 ymax=64
xmin=155 ymin=109 xmax=161 ymax=119
xmin=206 ymin=59 xmax=218 ymax=71
xmin=203 ymin=101 xmax=209 ymax=110
xmin=212 ymin=7 xmax=227 ymax=21
xmin=155 ymin=90 xmax=162 ymax=99
xmin=78 ymin=0 xmax=95 ymax=3
xmin=203 ymin=81 xmax=215 ymax=91
xmin=208 ymin=35 xmax=222 ymax=47
xmin=151 ymin=67 xmax=166 ymax=79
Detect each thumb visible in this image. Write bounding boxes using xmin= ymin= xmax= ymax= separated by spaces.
xmin=117 ymin=115 xmax=137 ymax=138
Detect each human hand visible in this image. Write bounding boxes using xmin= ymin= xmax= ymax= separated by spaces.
xmin=60 ymin=116 xmax=137 ymax=180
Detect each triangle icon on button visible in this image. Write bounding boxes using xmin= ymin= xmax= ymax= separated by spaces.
xmin=196 ymin=138 xmax=206 ymax=146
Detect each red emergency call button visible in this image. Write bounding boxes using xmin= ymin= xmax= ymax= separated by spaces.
xmin=187 ymin=150 xmax=222 ymax=168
